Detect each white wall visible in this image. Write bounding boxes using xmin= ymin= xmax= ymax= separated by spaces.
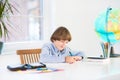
xmin=53 ymin=0 xmax=120 ymax=56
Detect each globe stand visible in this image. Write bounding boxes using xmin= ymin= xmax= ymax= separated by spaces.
xmin=110 ymin=46 xmax=120 ymax=57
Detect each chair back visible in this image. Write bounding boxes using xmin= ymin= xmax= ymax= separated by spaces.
xmin=17 ymin=48 xmax=41 ymax=64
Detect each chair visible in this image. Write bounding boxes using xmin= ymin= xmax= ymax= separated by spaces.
xmin=17 ymin=48 xmax=41 ymax=64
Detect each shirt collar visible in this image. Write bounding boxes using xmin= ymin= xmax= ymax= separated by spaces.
xmin=51 ymin=42 xmax=65 ymax=53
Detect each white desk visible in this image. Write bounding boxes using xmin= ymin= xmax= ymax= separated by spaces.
xmin=0 ymin=54 xmax=120 ymax=80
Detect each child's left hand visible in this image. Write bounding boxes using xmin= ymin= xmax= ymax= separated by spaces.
xmin=72 ymin=56 xmax=82 ymax=61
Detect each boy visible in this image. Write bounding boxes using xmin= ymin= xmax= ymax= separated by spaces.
xmin=40 ymin=26 xmax=85 ymax=63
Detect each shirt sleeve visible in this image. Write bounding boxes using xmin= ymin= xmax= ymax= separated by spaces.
xmin=70 ymin=50 xmax=85 ymax=59
xmin=40 ymin=46 xmax=65 ymax=63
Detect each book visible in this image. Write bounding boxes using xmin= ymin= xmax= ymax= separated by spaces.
xmin=86 ymin=57 xmax=110 ymax=62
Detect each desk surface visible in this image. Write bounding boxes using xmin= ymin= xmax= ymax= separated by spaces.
xmin=0 ymin=54 xmax=120 ymax=80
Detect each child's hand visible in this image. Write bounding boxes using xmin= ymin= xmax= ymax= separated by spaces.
xmin=65 ymin=56 xmax=76 ymax=64
xmin=65 ymin=56 xmax=82 ymax=64
xmin=72 ymin=56 xmax=83 ymax=61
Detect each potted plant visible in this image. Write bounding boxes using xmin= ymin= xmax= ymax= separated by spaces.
xmin=0 ymin=0 xmax=16 ymax=54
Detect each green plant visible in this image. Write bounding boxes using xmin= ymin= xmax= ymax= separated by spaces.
xmin=0 ymin=0 xmax=15 ymax=39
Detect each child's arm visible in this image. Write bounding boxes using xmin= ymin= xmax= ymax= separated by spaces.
xmin=40 ymin=48 xmax=65 ymax=63
xmin=69 ymin=50 xmax=85 ymax=59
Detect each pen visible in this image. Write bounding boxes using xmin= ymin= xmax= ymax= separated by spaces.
xmin=100 ymin=42 xmax=105 ymax=57
xmin=69 ymin=51 xmax=73 ymax=56
xmin=37 ymin=67 xmax=48 ymax=70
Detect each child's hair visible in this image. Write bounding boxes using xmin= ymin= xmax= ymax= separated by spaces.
xmin=50 ymin=26 xmax=72 ymax=42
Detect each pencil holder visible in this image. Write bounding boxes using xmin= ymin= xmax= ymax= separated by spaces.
xmin=101 ymin=42 xmax=111 ymax=59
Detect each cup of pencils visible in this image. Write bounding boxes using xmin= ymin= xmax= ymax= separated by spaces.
xmin=100 ymin=42 xmax=111 ymax=59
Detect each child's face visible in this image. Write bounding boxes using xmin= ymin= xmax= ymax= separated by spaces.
xmin=53 ymin=40 xmax=69 ymax=51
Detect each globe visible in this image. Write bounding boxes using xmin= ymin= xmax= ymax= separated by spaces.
xmin=95 ymin=8 xmax=120 ymax=58
xmin=95 ymin=8 xmax=120 ymax=44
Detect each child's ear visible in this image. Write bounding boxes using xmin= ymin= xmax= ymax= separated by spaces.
xmin=52 ymin=40 xmax=56 ymax=42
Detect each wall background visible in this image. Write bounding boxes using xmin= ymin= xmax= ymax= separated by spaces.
xmin=53 ymin=0 xmax=120 ymax=56
xmin=2 ymin=0 xmax=120 ymax=57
